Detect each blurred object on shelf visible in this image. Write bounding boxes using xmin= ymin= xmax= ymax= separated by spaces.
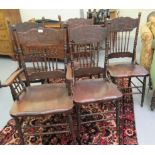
xmin=87 ymin=9 xmax=119 ymax=24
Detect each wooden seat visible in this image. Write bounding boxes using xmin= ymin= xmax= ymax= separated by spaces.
xmin=106 ymin=12 xmax=149 ymax=107
xmin=73 ymin=79 xmax=122 ymax=104
xmin=10 ymin=83 xmax=73 ymax=117
xmin=108 ymin=64 xmax=149 ymax=78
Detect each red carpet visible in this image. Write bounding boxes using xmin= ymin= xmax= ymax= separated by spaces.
xmin=0 ymin=78 xmax=137 ymax=145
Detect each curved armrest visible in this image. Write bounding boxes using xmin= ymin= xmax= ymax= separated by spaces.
xmin=152 ymin=39 xmax=155 ymax=49
xmin=0 ymin=68 xmax=24 ymax=87
xmin=141 ymin=24 xmax=153 ymax=41
xmin=66 ymin=63 xmax=73 ymax=81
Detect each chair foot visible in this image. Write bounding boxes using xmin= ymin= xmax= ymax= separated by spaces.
xmin=116 ymin=100 xmax=121 ymax=145
xmin=149 ymin=76 xmax=153 ymax=90
xmin=13 ymin=116 xmax=25 ymax=145
xmin=76 ymin=104 xmax=81 ymax=145
xmin=141 ymin=76 xmax=146 ymax=108
xmin=151 ymin=105 xmax=154 ymax=111
xmin=151 ymin=96 xmax=155 ymax=111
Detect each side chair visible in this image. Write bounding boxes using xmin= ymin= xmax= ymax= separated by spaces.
xmin=67 ymin=25 xmax=123 ymax=144
xmin=105 ymin=12 xmax=149 ymax=107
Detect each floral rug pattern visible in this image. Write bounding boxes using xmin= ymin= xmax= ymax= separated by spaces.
xmin=0 ymin=78 xmax=138 ymax=145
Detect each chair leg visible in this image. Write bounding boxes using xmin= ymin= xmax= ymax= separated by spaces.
xmin=68 ymin=114 xmax=73 ymax=134
xmin=149 ymin=75 xmax=152 ymax=90
xmin=13 ymin=116 xmax=25 ymax=145
xmin=151 ymin=99 xmax=155 ymax=111
xmin=67 ymin=113 xmax=75 ymax=144
xmin=76 ymin=104 xmax=81 ymax=144
xmin=128 ymin=77 xmax=131 ymax=87
xmin=151 ymin=91 xmax=155 ymax=111
xmin=141 ymin=76 xmax=146 ymax=107
xmin=116 ymin=100 xmax=121 ymax=145
xmin=24 ymin=81 xmax=29 ymax=87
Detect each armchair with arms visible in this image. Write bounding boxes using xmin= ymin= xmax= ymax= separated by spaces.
xmin=140 ymin=11 xmax=155 ymax=110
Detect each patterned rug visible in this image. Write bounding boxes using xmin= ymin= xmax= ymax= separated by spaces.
xmin=0 ymin=78 xmax=138 ymax=145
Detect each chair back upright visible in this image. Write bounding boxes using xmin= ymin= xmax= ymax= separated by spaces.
xmin=68 ymin=25 xmax=108 ymax=80
xmin=105 ymin=12 xmax=141 ymax=64
xmin=10 ymin=27 xmax=68 ymax=83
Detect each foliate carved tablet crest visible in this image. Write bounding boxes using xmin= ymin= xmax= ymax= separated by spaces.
xmin=108 ymin=17 xmax=139 ymax=32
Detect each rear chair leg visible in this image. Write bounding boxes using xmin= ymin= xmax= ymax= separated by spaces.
xmin=141 ymin=76 xmax=146 ymax=107
xmin=116 ymin=100 xmax=121 ymax=145
xmin=151 ymin=91 xmax=155 ymax=111
xmin=67 ymin=113 xmax=74 ymax=142
xmin=76 ymin=104 xmax=81 ymax=144
xmin=128 ymin=77 xmax=131 ymax=88
xmin=150 ymin=99 xmax=155 ymax=111
xmin=149 ymin=76 xmax=152 ymax=90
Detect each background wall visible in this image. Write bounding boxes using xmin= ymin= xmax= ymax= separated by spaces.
xmin=20 ymin=9 xmax=155 ymax=26
xmin=20 ymin=9 xmax=81 ymax=21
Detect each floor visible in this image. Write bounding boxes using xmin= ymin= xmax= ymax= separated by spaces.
xmin=0 ymin=56 xmax=155 ymax=145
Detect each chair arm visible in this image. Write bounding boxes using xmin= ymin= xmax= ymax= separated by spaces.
xmin=66 ymin=63 xmax=73 ymax=81
xmin=0 ymin=68 xmax=25 ymax=87
xmin=65 ymin=63 xmax=74 ymax=96
xmin=152 ymin=39 xmax=155 ymax=49
xmin=141 ymin=24 xmax=153 ymax=42
xmin=140 ymin=24 xmax=154 ymax=71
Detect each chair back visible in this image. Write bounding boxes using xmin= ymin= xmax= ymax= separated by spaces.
xmin=13 ymin=28 xmax=67 ymax=82
xmin=10 ymin=26 xmax=67 ymax=66
xmin=106 ymin=12 xmax=141 ymax=63
xmin=20 ymin=48 xmax=66 ymax=82
xmin=16 ymin=27 xmax=66 ymax=52
xmin=67 ymin=18 xmax=93 ymax=29
xmin=14 ymin=22 xmax=43 ymax=32
xmin=65 ymin=18 xmax=94 ymax=45
xmin=69 ymin=25 xmax=104 ymax=44
xmin=68 ymin=25 xmax=108 ymax=79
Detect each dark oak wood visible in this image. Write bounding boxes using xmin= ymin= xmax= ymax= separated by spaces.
xmin=106 ymin=12 xmax=149 ymax=107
